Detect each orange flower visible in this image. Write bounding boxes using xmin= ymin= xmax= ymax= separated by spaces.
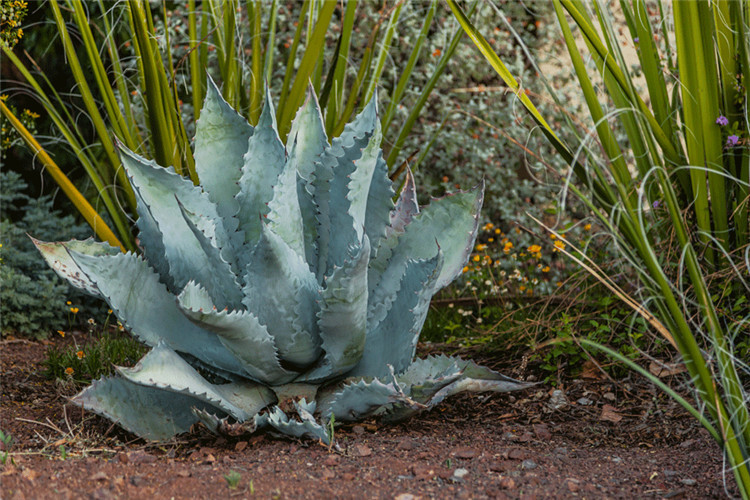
xmin=553 ymin=240 xmax=566 ymax=252
xmin=57 ymin=330 xmax=65 ymax=338
xmin=70 ymin=307 xmax=79 ymax=314
xmin=584 ymin=223 xmax=592 ymax=231
xmin=432 ymin=48 xmax=441 ymax=57
xmin=65 ymin=367 xmax=74 ymax=376
xmin=527 ymin=244 xmax=542 ymax=254
xmin=76 ymin=351 xmax=85 ymax=360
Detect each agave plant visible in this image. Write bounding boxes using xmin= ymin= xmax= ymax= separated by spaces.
xmin=34 ymin=79 xmax=532 ymax=443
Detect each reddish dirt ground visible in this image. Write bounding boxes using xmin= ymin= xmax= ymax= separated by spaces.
xmin=0 ymin=337 xmax=739 ymax=499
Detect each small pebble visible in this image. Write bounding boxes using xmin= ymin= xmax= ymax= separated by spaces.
xmin=453 ymin=468 xmax=469 ymax=479
xmin=521 ymin=459 xmax=538 ymax=470
xmin=681 ymin=479 xmax=697 ymax=486
xmin=547 ymin=390 xmax=569 ymax=410
xmin=576 ymin=397 xmax=593 ymax=406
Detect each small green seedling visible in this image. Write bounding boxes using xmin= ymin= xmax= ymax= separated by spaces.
xmin=224 ymin=470 xmax=242 ymax=490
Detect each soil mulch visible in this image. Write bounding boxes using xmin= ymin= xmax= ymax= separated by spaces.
xmin=0 ymin=335 xmax=739 ymax=499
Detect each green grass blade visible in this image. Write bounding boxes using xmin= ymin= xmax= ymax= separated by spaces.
xmin=264 ymin=0 xmax=278 ymax=83
xmin=248 ymin=0 xmax=264 ymax=123
xmin=188 ymin=0 xmax=204 ymax=121
xmin=381 ymin=0 xmax=437 ymax=134
xmin=49 ymin=1 xmax=121 ymax=182
xmin=322 ymin=0 xmax=357 ymax=134
xmin=363 ymin=1 xmax=404 ymax=104
xmin=277 ymin=0 xmax=336 ymax=139
xmin=1 ymin=101 xmax=127 ymax=251
xmin=278 ymin=0 xmax=310 ymax=121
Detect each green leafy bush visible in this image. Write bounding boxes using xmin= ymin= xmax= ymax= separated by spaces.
xmin=0 ymin=170 xmax=94 ymax=337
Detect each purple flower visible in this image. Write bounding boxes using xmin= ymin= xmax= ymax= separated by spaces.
xmin=716 ymin=115 xmax=729 ymax=126
xmin=634 ymin=37 xmax=639 ymax=44
xmin=652 ymin=200 xmax=661 ymax=209
xmin=727 ymin=135 xmax=740 ymax=147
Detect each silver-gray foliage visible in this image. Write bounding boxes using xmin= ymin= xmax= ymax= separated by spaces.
xmin=34 ymin=80 xmax=533 ymax=443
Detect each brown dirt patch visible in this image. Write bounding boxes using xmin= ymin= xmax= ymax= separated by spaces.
xmin=0 ymin=337 xmax=738 ymax=499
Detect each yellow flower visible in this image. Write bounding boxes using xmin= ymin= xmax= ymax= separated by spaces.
xmin=494 ymin=228 xmax=501 ymax=235
xmin=475 ymin=243 xmax=487 ymax=251
xmin=57 ymin=330 xmax=65 ymax=337
xmin=584 ymin=223 xmax=592 ymax=231
xmin=76 ymin=350 xmax=85 ymax=360
xmin=70 ymin=307 xmax=79 ymax=314
xmin=519 ymin=285 xmax=526 ymax=292
xmin=527 ymin=244 xmax=542 ymax=254
xmin=107 ymin=309 xmax=113 ymax=314
xmin=550 ymin=234 xmax=557 ymax=240
xmin=488 ymin=238 xmax=494 ymax=243
xmin=542 ymin=266 xmax=550 ymax=273
xmin=66 ymin=301 xmax=72 ymax=305
xmin=462 ymin=266 xmax=469 ymax=273
xmin=473 ymin=255 xmax=480 ymax=262
xmin=553 ymin=240 xmax=566 ymax=252
xmin=65 ymin=367 xmax=74 ymax=376
xmin=556 ymin=281 xmax=563 ymax=287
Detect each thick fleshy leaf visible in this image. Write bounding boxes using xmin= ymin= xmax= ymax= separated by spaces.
xmin=353 ymin=252 xmax=442 ymax=378
xmin=116 ymin=342 xmax=275 ymax=421
xmin=31 ymin=237 xmax=120 ymax=298
xmin=319 ymin=377 xmax=417 ymax=422
xmin=369 ymin=184 xmax=484 ymax=319
xmin=286 ymin=86 xmax=328 ymax=181
xmin=72 ymin=376 xmax=213 ymax=441
xmin=364 ymin=154 xmax=396 ymax=260
xmin=298 ymin=237 xmax=370 ymax=382
xmin=266 ymin=151 xmax=306 ymax=257
xmin=312 ymin=97 xmax=378 ymax=281
xmin=177 ymin=282 xmax=298 ymax=386
xmin=384 ymin=355 xmax=536 ymax=422
xmin=67 ymin=250 xmax=248 ymax=376
xmin=236 ymin=88 xmax=286 ymax=248
xmin=176 ymin=200 xmax=243 ymax=310
xmin=263 ymin=399 xmax=330 ymax=444
xmin=242 ymin=226 xmax=321 ymax=367
xmin=194 ymin=75 xmax=254 ymax=223
xmin=288 ymin=88 xmax=329 ymax=268
xmin=72 ymin=344 xmax=275 ymax=442
xmin=389 ymin=166 xmax=419 ymax=235
xmin=119 ymin=146 xmax=229 ymax=293
xmin=348 ymin=112 xmax=384 ymax=243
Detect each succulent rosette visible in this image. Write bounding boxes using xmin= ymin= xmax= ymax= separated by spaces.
xmin=34 ymin=79 xmax=532 ymax=443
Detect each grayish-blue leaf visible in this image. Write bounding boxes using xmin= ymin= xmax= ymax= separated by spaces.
xmin=242 ymin=226 xmax=321 ymax=367
xmin=177 ymin=282 xmax=298 ymax=386
xmin=298 ymin=236 xmax=370 ymax=382
xmin=236 ymin=88 xmax=286 ymax=249
xmin=67 ymin=250 xmax=248 ymax=377
xmin=194 ymin=75 xmax=254 ymax=226
xmin=31 ymin=237 xmax=119 ymax=298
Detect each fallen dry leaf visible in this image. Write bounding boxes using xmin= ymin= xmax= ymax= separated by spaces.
xmin=648 ymin=361 xmax=687 ymax=378
xmin=21 ymin=468 xmax=37 ymax=482
xmin=351 ymin=444 xmax=372 ymax=457
xmin=581 ymin=360 xmax=605 ymax=380
xmin=599 ymin=404 xmax=623 ymax=423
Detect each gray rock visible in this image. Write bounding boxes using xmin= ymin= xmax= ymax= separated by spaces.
xmin=521 ymin=459 xmax=539 ymax=470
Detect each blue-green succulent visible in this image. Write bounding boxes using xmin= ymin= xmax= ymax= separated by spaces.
xmin=34 ymin=80 xmax=532 ymax=443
